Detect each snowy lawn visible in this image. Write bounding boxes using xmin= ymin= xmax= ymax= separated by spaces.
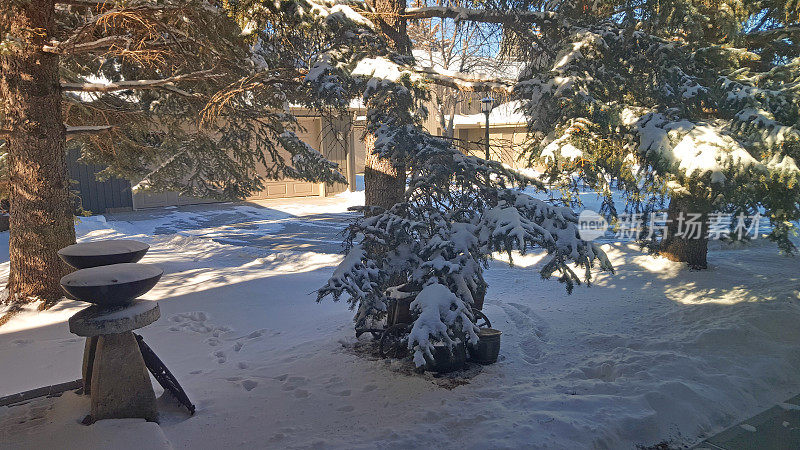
xmin=1 ymin=193 xmax=799 ymax=449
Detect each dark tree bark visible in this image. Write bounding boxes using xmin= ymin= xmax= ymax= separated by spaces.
xmin=363 ymin=0 xmax=410 ymax=212
xmin=661 ymin=196 xmax=709 ymax=269
xmin=0 ymin=0 xmax=76 ymax=305
xmin=363 ymin=134 xmax=405 ymax=212
xmin=366 ymin=0 xmax=413 ymax=55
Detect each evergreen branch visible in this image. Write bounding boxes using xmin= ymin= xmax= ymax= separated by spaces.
xmin=743 ymin=25 xmax=800 ymax=41
xmin=54 ymin=1 xmax=194 ymax=61
xmin=201 ymin=69 xmax=305 ymax=123
xmin=60 ymin=69 xmax=222 ymax=93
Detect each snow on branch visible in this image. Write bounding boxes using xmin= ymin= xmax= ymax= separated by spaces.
xmin=318 ymin=243 xmax=382 ymax=305
xmin=636 ymin=113 xmax=763 ymax=185
xmin=413 ymin=66 xmax=515 ymax=93
xmin=407 ymin=282 xmax=478 ymax=367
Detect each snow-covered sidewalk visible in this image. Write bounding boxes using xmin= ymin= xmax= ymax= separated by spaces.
xmin=1 ymin=193 xmax=799 ymax=449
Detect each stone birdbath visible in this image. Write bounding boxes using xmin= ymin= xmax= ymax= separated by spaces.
xmin=59 ymin=241 xmax=163 ymax=422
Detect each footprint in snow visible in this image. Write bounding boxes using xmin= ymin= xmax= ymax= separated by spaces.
xmin=505 ymin=302 xmax=550 ymax=341
xmin=281 ymin=376 xmax=309 ymax=391
xmin=241 ymin=380 xmax=258 ymax=391
xmin=293 ymin=389 xmax=309 ymax=398
xmin=213 ymin=350 xmax=226 ymax=364
xmin=169 ymin=311 xmax=231 ymax=337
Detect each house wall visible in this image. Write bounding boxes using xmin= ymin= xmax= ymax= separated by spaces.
xmin=130 ymin=115 xmax=353 ymax=209
xmin=352 ymin=124 xmax=367 ymax=173
xmin=457 ymin=126 xmax=531 ymax=169
xmin=67 ymin=148 xmax=133 ymax=214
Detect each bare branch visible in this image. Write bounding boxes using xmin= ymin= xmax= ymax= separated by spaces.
xmin=55 ymin=0 xmax=109 ymax=7
xmin=60 ymin=69 xmax=222 ymax=93
xmin=404 ymin=6 xmax=558 ymax=25
xmin=159 ymin=84 xmax=203 ymax=99
xmin=44 ymin=35 xmax=130 ymax=54
xmin=65 ymin=125 xmax=115 ymax=140
xmin=65 ymin=125 xmax=114 ymax=135
xmin=44 ymin=35 xmax=183 ymax=55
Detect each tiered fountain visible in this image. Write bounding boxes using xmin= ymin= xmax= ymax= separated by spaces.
xmin=59 ymin=240 xmax=162 ymax=422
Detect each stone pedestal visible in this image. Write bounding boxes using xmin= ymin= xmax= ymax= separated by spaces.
xmin=91 ymin=331 xmax=158 ymax=422
xmin=69 ymin=300 xmax=160 ymax=422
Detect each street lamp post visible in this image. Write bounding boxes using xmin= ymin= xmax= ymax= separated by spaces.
xmin=481 ymin=97 xmax=493 ymax=161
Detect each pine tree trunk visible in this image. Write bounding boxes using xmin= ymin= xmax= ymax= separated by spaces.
xmin=661 ymin=196 xmax=709 ymax=269
xmin=0 ymin=0 xmax=76 ymax=305
xmin=363 ymin=134 xmax=405 ymax=212
xmin=363 ymin=0 xmax=410 ymax=212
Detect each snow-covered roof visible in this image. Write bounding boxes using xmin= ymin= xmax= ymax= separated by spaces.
xmin=452 ymin=101 xmax=527 ymax=128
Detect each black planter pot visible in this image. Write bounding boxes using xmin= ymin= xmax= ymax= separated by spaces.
xmin=468 ymin=328 xmax=502 ymax=364
xmin=424 ymin=341 xmax=467 ymax=373
xmin=60 ymin=263 xmax=163 ymax=306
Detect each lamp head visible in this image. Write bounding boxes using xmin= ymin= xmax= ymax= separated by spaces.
xmin=480 ymin=97 xmax=494 ymax=114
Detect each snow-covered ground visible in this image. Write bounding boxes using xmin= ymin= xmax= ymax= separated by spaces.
xmin=1 ymin=191 xmax=799 ymax=449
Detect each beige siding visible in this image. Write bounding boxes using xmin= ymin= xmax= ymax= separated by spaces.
xmin=246 ymin=117 xmax=323 ymax=200
xmin=133 ymin=117 xmax=326 ymax=209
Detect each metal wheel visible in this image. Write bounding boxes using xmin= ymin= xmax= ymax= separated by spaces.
xmin=355 ymin=328 xmax=385 ymax=340
xmin=379 ymin=323 xmax=409 ymax=358
xmin=135 ymin=333 xmax=195 ymax=415
xmin=472 ymin=309 xmax=491 ymax=329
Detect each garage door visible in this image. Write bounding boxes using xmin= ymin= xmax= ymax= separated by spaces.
xmin=132 ymin=191 xmax=218 ymax=209
xmin=246 ymin=118 xmax=323 ymax=200
xmin=132 ymin=118 xmax=324 ymax=209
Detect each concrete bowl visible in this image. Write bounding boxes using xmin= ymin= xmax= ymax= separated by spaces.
xmin=58 ymin=240 xmax=149 ymax=269
xmin=60 ymin=263 xmax=163 ymax=306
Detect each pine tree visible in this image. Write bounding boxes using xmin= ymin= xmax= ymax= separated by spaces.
xmin=506 ymin=0 xmax=800 ymax=268
xmin=0 ymin=0 xmax=345 ymax=308
xmin=307 ymin=3 xmax=612 ymax=366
